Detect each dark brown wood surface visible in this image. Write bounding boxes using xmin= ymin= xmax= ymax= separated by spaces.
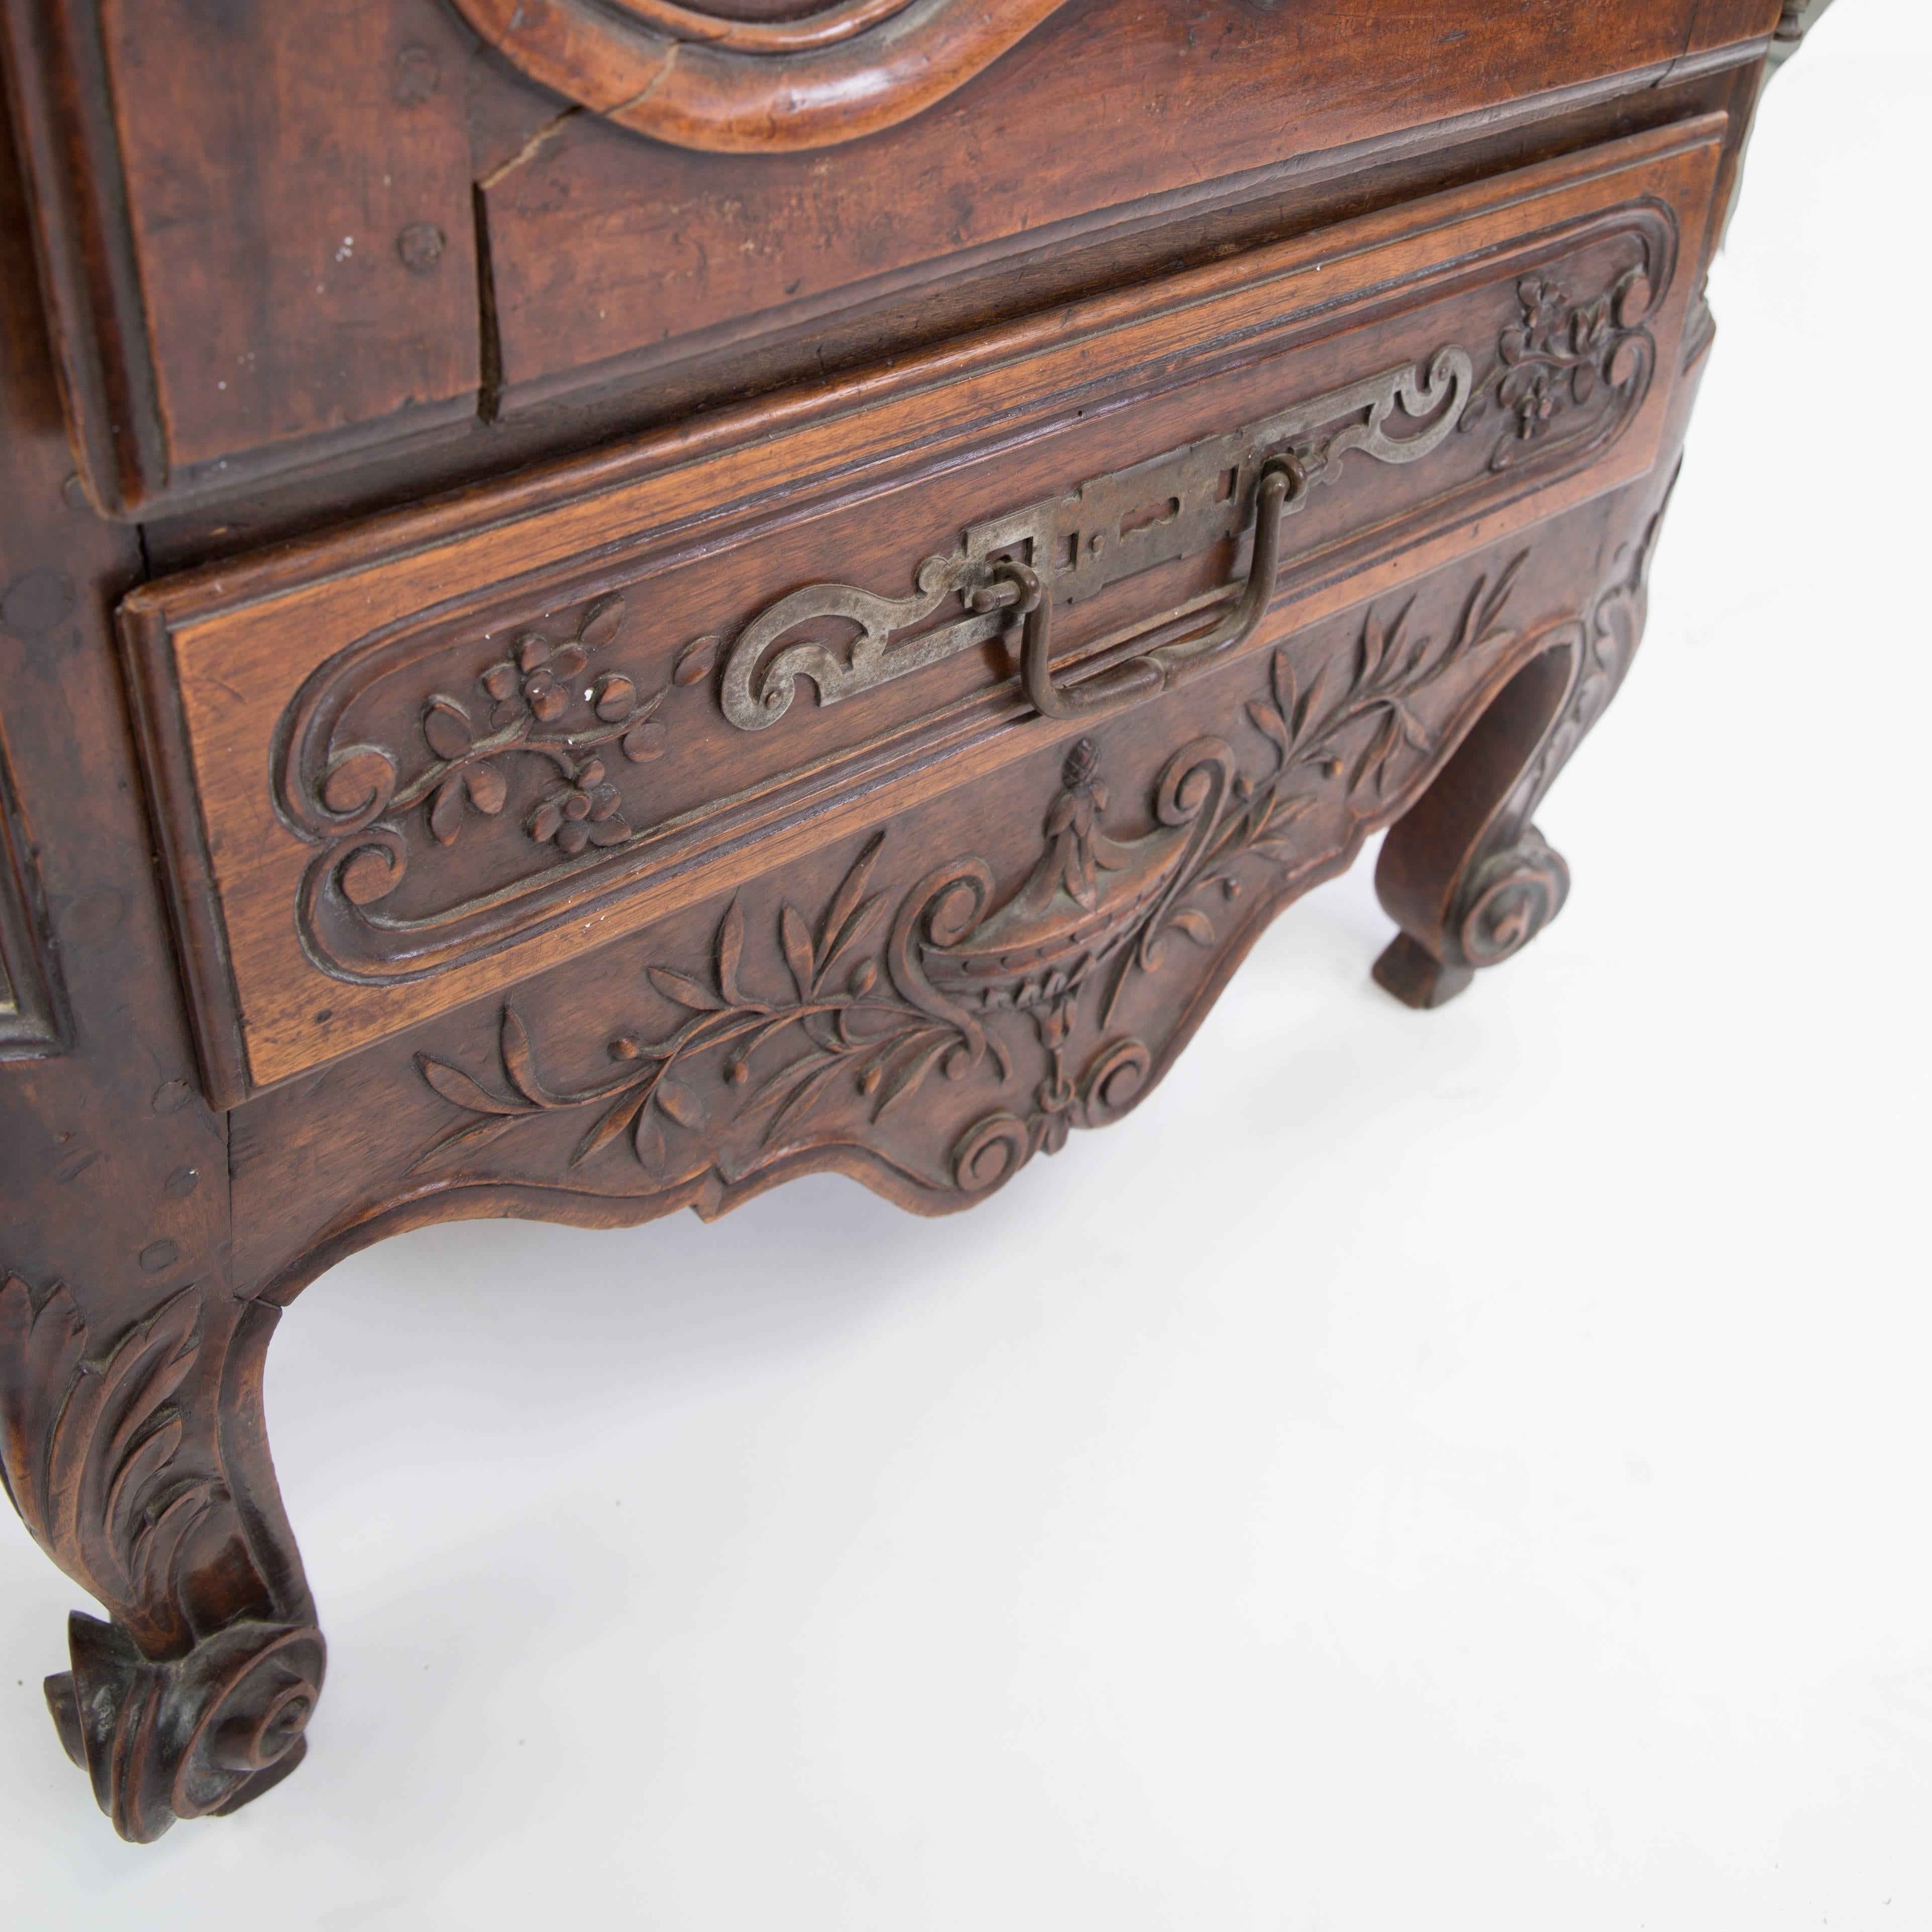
xmin=123 ymin=118 xmax=1721 ymax=1105
xmin=2 ymin=0 xmax=1779 ymax=518
xmin=0 ymin=0 xmax=1806 ymax=1840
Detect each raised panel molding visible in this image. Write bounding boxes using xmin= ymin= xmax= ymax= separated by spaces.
xmin=450 ymin=0 xmax=1075 ymax=152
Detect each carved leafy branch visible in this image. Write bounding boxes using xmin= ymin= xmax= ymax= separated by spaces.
xmin=1128 ymin=555 xmax=1527 ymax=970
xmin=413 ymin=834 xmax=1011 ymax=1178
xmin=319 ymin=601 xmax=720 ymax=908
xmin=414 ymin=554 xmax=1532 ymax=1184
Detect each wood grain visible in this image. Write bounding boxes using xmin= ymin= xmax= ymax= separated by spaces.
xmin=122 ymin=119 xmax=1722 ymax=1104
xmin=477 ymin=0 xmax=1776 ymax=415
xmin=0 ymin=0 xmax=1806 ymax=1840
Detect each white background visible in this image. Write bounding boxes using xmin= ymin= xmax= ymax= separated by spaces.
xmin=4 ymin=7 xmax=1927 ymax=1925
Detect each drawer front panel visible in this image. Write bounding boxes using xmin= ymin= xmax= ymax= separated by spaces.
xmin=122 ymin=119 xmax=1724 ymax=1105
xmin=478 ymin=0 xmax=1768 ymax=422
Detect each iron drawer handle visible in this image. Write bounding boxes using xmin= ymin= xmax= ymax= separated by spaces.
xmin=718 ymin=349 xmax=1470 ymax=735
xmin=995 ymin=455 xmax=1305 ymax=723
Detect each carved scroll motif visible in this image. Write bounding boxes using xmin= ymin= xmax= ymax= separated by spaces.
xmin=275 ymin=233 xmax=1666 ymax=992
xmin=450 ymin=0 xmax=1076 ymax=153
xmin=412 ymin=549 xmax=1532 ymax=1202
xmin=720 ymin=349 xmax=1474 ymax=732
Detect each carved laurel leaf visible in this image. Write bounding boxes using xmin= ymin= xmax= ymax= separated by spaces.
xmin=416 ymin=1054 xmax=525 ymax=1115
xmin=1245 ymin=699 xmax=1290 ymax=753
xmin=1291 ymin=667 xmax=1325 ymax=744
xmin=633 ymin=1106 xmax=667 ymax=1177
xmin=816 ymin=833 xmax=885 ymax=977
xmin=1349 ymin=712 xmax=1402 ymax=795
xmin=648 ymin=965 xmax=726 ymax=1010
xmin=715 ymin=898 xmax=746 ymax=1006
xmin=410 ymin=1114 xmax=523 ymax=1172
xmin=1356 ymin=607 xmax=1386 ymax=685
xmin=1269 ymin=651 xmax=1296 ymax=724
xmin=779 ymin=904 xmax=816 ymax=1002
xmin=572 ymin=1090 xmax=649 ymax=1167
xmin=500 ymin=1009 xmax=544 ymax=1104
xmin=761 ymin=1055 xmax=845 ymax=1144
xmin=874 ymin=1034 xmax=949 ymax=1118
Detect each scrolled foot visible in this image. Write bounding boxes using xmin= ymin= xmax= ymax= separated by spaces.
xmin=1371 ymin=485 xmax=1669 ymax=1012
xmin=43 ymin=1613 xmax=325 ymax=1841
xmin=1454 ymin=826 xmax=1570 ymax=969
xmin=1372 ymin=825 xmax=1569 ymax=1009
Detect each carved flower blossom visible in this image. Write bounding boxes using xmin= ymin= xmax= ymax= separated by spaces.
xmin=481 ymin=630 xmax=590 ymax=730
xmin=528 ymin=755 xmax=629 ymax=855
xmin=1510 ymin=367 xmax=1558 ymax=439
xmin=1519 ymin=275 xmax=1568 ymax=339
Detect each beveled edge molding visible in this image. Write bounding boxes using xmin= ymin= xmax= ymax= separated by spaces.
xmin=450 ymin=0 xmax=1073 ymax=153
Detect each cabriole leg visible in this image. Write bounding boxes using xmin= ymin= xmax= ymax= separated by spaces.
xmin=1372 ymin=485 xmax=1670 ymax=1009
xmin=1 ymin=1275 xmax=323 ymax=1841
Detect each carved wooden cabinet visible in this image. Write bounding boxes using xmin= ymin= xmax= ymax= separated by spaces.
xmin=0 ymin=0 xmax=1832 ymax=1839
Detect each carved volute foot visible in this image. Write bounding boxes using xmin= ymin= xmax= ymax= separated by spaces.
xmin=43 ymin=1615 xmax=325 ymax=1841
xmin=1 ymin=1275 xmax=322 ymax=1840
xmin=1452 ymin=825 xmax=1572 ymax=969
xmin=1374 ymin=824 xmax=1572 ymax=1009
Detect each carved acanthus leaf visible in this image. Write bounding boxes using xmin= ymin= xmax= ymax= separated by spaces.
xmin=2 ymin=1274 xmax=328 ymax=1841
xmin=0 ymin=1276 xmax=219 ymax=1641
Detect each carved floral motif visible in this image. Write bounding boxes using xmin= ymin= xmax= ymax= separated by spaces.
xmin=320 ymin=598 xmax=717 ymax=908
xmin=413 ymin=555 xmax=1530 ymax=1195
xmin=1462 ymin=270 xmax=1656 ymax=469
xmin=286 ymin=240 xmax=1661 ymax=974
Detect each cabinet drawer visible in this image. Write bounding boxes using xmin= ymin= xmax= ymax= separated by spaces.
xmin=121 ymin=116 xmax=1723 ymax=1107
